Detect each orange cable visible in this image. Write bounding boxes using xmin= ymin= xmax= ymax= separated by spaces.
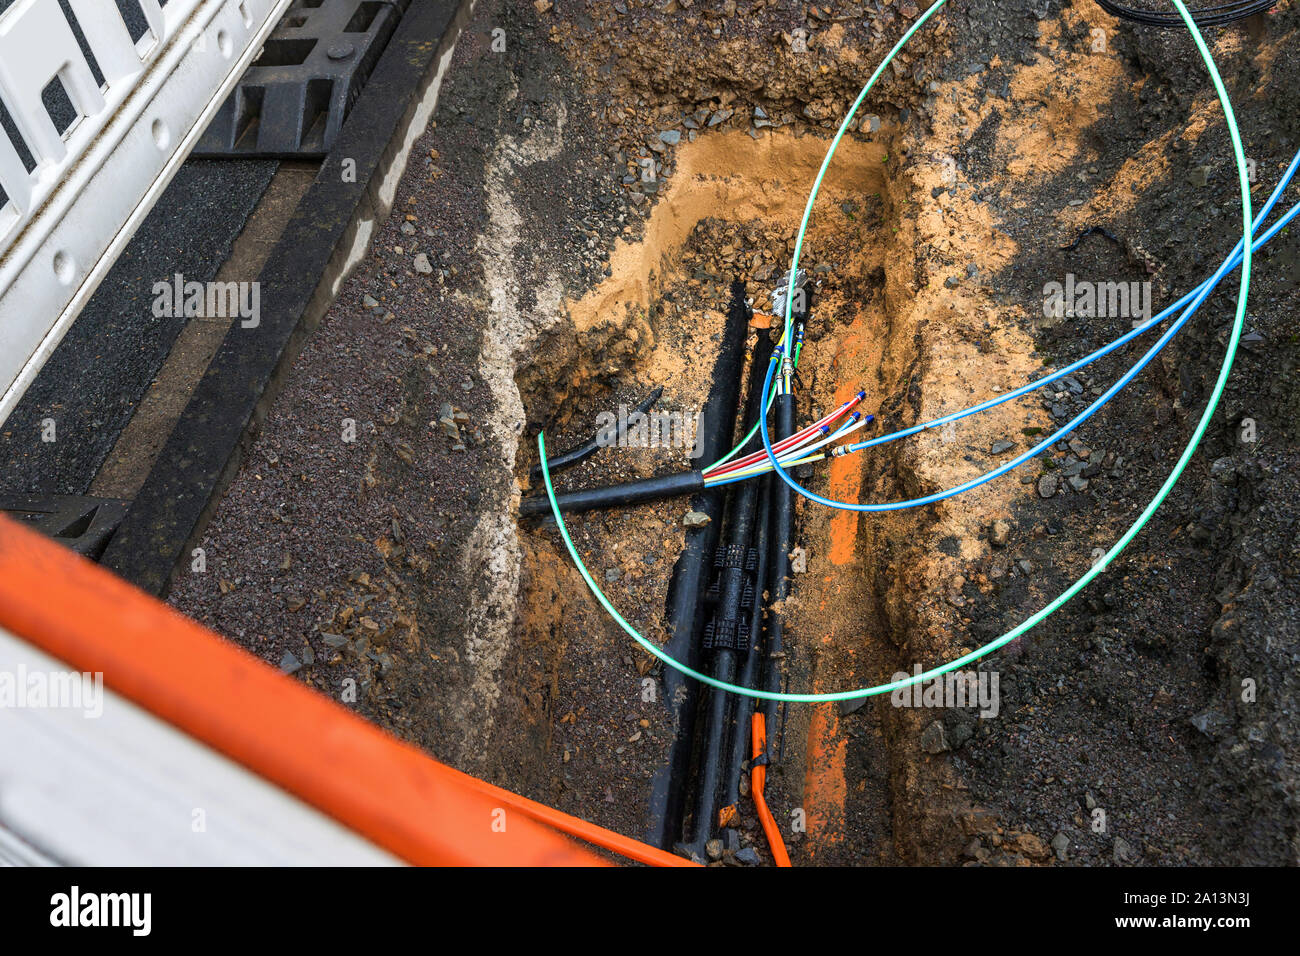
xmin=750 ymin=712 xmax=792 ymax=867
xmin=450 ymin=768 xmax=696 ymax=867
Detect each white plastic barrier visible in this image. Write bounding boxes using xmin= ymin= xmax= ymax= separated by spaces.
xmin=0 ymin=0 xmax=291 ymax=424
xmin=0 ymin=626 xmax=399 ymax=865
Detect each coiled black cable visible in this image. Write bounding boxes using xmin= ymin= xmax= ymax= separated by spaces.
xmin=1093 ymin=0 xmax=1277 ymax=28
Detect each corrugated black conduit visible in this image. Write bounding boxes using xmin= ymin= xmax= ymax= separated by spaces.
xmin=678 ymin=328 xmax=774 ymax=859
xmin=644 ymin=280 xmax=750 ymax=850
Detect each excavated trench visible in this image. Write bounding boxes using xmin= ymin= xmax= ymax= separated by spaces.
xmin=162 ymin=0 xmax=1300 ymax=866
xmin=505 ymin=125 xmax=1044 ymax=862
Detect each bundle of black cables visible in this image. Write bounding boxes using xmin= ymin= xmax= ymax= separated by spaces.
xmin=1093 ymin=0 xmax=1277 ymax=27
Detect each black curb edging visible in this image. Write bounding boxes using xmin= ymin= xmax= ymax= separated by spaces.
xmin=103 ymin=0 xmax=471 ymax=595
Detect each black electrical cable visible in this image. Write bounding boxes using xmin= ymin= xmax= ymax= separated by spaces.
xmin=1092 ymin=0 xmax=1276 ymax=28
xmin=645 ymin=280 xmax=750 ymax=851
xmin=517 ymin=469 xmax=703 ymax=517
xmin=719 ymin=335 xmax=778 ymax=822
xmin=760 ymin=279 xmax=814 ymax=746
xmin=1060 ymin=225 xmax=1122 ymax=252
xmin=528 ymin=386 xmax=665 ymax=481
xmin=762 ymin=392 xmax=796 ymax=740
xmin=721 ymin=473 xmax=772 ymax=816
xmin=680 ymin=329 xmax=775 ymax=858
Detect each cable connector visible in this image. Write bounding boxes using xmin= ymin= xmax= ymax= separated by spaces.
xmin=771 ymin=268 xmax=810 ymax=320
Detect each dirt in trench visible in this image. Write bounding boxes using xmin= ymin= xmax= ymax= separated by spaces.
xmin=170 ymin=0 xmax=1300 ymax=865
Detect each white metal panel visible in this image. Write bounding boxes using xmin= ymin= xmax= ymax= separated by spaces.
xmin=0 ymin=627 xmax=402 ymax=865
xmin=0 ymin=0 xmax=292 ymax=425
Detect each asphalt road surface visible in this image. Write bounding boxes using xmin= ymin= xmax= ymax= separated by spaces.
xmin=0 ymin=159 xmax=277 ymax=494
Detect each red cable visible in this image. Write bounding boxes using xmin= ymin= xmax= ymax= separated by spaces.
xmin=705 ymin=398 xmax=858 ymax=478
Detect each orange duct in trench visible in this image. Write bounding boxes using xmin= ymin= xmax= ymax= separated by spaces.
xmin=0 ymin=514 xmax=694 ymax=867
xmin=751 ymin=712 xmax=792 ymax=867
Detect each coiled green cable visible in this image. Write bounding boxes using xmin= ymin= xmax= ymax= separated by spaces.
xmin=541 ymin=0 xmax=1253 ymax=702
